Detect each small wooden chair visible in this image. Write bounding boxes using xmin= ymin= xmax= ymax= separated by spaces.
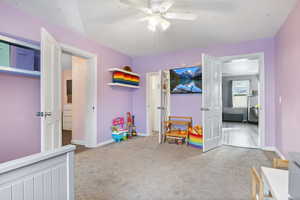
xmin=251 ymin=168 xmax=272 ymax=200
xmin=272 ymin=158 xmax=289 ymax=169
xmin=164 ymin=116 xmax=192 ymax=144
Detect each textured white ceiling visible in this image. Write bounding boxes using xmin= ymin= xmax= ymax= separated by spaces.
xmin=3 ymin=0 xmax=298 ymax=57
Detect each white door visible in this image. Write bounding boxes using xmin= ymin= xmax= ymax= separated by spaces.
xmin=84 ymin=58 xmax=97 ymax=147
xmin=158 ymin=70 xmax=171 ymax=144
xmin=41 ymin=28 xmax=62 ymax=152
xmin=202 ymin=54 xmax=222 ymax=152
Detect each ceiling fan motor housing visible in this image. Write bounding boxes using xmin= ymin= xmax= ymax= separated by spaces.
xmin=150 ymin=0 xmax=165 ymax=13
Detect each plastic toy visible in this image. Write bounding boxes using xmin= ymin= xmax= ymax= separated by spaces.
xmin=188 ymin=125 xmax=203 ymax=149
xmin=111 ymin=117 xmax=128 ymax=142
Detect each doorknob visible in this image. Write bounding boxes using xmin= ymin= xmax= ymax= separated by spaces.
xmin=36 ymin=112 xmax=44 ymax=117
xmin=45 ymin=112 xmax=52 ymax=117
xmin=157 ymin=106 xmax=165 ymax=110
xmin=36 ymin=112 xmax=52 ymax=117
xmin=201 ymin=108 xmax=210 ymax=111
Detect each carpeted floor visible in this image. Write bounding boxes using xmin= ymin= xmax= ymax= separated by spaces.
xmin=75 ymin=135 xmax=276 ymax=200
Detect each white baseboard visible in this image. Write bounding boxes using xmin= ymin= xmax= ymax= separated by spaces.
xmin=71 ymin=140 xmax=86 ymax=146
xmin=95 ymin=139 xmax=114 ymax=148
xmin=137 ymin=133 xmax=148 ymax=137
xmin=262 ymin=146 xmax=286 ymax=159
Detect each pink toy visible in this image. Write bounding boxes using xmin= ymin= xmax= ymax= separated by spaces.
xmin=113 ymin=117 xmax=125 ymax=128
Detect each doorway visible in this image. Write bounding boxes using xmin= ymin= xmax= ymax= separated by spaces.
xmin=146 ymin=70 xmax=171 ymax=139
xmin=146 ymin=72 xmax=161 ymax=136
xmin=61 ymin=52 xmax=91 ymax=149
xmin=221 ymin=53 xmax=264 ymax=148
xmin=201 ymin=53 xmax=265 ymax=153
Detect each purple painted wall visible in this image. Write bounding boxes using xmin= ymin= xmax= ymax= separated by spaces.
xmin=132 ymin=38 xmax=276 ymax=146
xmin=0 ymin=74 xmax=40 ymax=163
xmin=275 ymin=0 xmax=300 ymax=156
xmin=0 ymin=3 xmax=133 ymax=162
xmin=3 ymin=0 xmax=298 ymax=162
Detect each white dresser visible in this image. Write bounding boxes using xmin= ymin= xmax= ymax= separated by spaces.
xmin=63 ymin=104 xmax=72 ymax=130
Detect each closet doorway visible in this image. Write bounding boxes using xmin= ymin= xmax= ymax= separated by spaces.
xmin=146 ymin=70 xmax=171 ymax=139
xmin=146 ymin=72 xmax=161 ymax=136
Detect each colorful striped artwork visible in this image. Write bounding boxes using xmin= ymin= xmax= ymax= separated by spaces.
xmin=188 ymin=133 xmax=203 ymax=149
xmin=112 ymin=71 xmax=140 ymax=86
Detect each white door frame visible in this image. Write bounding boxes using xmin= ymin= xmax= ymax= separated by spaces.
xmin=146 ymin=71 xmax=171 ymax=136
xmin=220 ymin=52 xmax=265 ymax=148
xmin=60 ymin=43 xmax=98 ymax=148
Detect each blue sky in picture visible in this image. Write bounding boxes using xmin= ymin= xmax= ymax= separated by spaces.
xmin=173 ymin=66 xmax=201 ymax=75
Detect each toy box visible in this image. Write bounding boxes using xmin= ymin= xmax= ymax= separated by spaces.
xmin=188 ymin=125 xmax=203 ymax=149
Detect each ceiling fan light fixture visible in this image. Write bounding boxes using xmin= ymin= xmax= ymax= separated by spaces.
xmin=145 ymin=16 xmax=170 ymax=32
xmin=160 ymin=19 xmax=170 ymax=31
xmin=147 ymin=24 xmax=157 ymax=32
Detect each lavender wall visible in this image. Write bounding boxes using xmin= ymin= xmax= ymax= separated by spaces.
xmin=275 ymin=0 xmax=300 ymax=156
xmin=132 ymin=38 xmax=276 ymax=146
xmin=0 ymin=3 xmax=133 ymax=162
xmin=0 ymin=74 xmax=40 ymax=163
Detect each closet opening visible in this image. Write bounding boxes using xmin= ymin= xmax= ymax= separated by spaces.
xmin=146 ymin=72 xmax=161 ymax=136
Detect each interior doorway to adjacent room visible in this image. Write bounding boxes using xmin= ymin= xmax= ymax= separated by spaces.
xmin=221 ymin=55 xmax=262 ymax=148
xmin=61 ymin=52 xmax=92 ymax=149
xmin=146 ymin=70 xmax=171 ymax=138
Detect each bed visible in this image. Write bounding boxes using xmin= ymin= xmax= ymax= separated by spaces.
xmin=222 ymin=107 xmax=247 ymax=122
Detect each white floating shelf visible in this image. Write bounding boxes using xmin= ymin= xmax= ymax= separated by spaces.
xmin=0 ymin=35 xmax=40 ymax=50
xmin=108 ymin=68 xmax=140 ymax=77
xmin=108 ymin=83 xmax=140 ymax=89
xmin=0 ymin=66 xmax=40 ymax=77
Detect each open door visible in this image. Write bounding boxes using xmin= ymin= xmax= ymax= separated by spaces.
xmin=202 ymin=54 xmax=222 ymax=152
xmin=158 ymin=70 xmax=170 ymax=144
xmin=84 ymin=57 xmax=97 ymax=147
xmin=40 ymin=28 xmax=62 ymax=152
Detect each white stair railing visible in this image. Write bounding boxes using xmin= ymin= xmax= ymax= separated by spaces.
xmin=0 ymin=145 xmax=76 ymax=200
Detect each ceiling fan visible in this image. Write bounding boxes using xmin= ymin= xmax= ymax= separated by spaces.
xmin=120 ymin=0 xmax=198 ymax=32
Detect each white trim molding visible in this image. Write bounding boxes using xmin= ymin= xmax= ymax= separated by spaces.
xmin=263 ymin=146 xmax=286 ymax=160
xmin=95 ymin=139 xmax=114 ymax=148
xmin=137 ymin=133 xmax=148 ymax=137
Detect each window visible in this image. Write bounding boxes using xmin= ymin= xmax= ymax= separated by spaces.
xmin=232 ymin=80 xmax=250 ymax=108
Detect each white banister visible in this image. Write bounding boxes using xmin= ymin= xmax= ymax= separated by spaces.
xmin=0 ymin=145 xmax=76 ymax=200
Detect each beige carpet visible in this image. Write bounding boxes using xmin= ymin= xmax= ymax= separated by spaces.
xmin=75 ymin=136 xmax=275 ymax=200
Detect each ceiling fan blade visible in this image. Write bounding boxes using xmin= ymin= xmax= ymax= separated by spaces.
xmin=159 ymin=1 xmax=174 ymax=13
xmin=164 ymin=12 xmax=197 ymax=20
